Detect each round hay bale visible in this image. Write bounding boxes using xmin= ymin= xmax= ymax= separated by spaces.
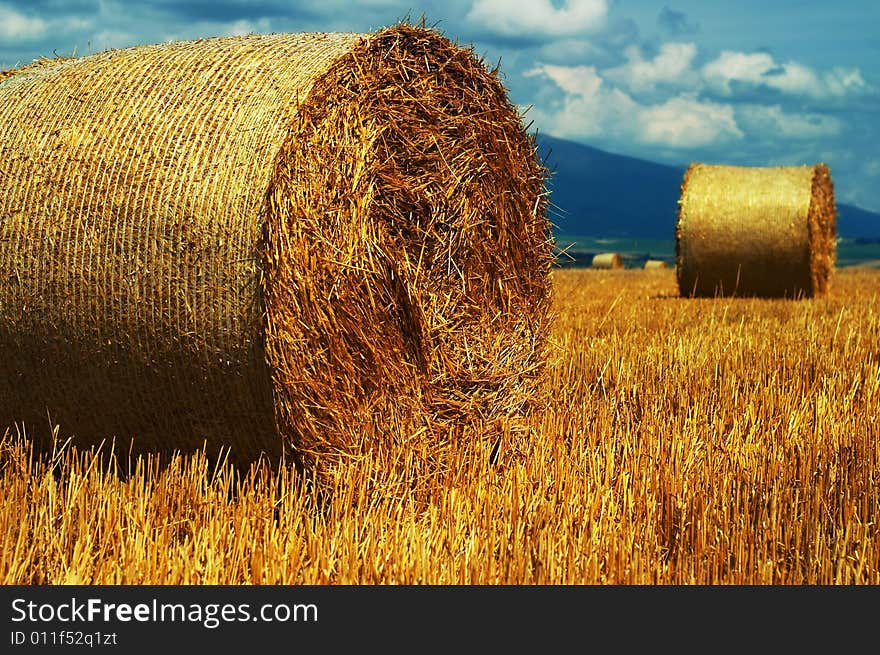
xmin=675 ymin=163 xmax=836 ymax=298
xmin=644 ymin=259 xmax=669 ymax=270
xmin=0 ymin=25 xmax=554 ymax=473
xmin=591 ymin=252 xmax=623 ymax=269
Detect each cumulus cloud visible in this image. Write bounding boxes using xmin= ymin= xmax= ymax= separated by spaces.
xmin=637 ymin=95 xmax=742 ymax=147
xmin=467 ymin=0 xmax=607 ymax=39
xmin=522 ymin=34 xmax=875 ymax=180
xmin=224 ymin=18 xmax=274 ymax=36
xmin=524 ymin=63 xmax=742 ymax=148
xmin=90 ymin=30 xmax=138 ymax=51
xmin=526 ymin=63 xmax=601 ymax=98
xmin=525 ymin=34 xmax=871 ymax=162
xmin=534 ymin=38 xmax=605 ymax=63
xmin=822 ymin=67 xmax=869 ymax=96
xmin=523 ymin=63 xmax=636 ymax=139
xmin=702 ymin=50 xmax=868 ymax=98
xmin=737 ymin=104 xmax=841 ymax=139
xmin=0 ymin=4 xmax=48 ymax=41
xmin=604 ymin=42 xmax=697 ymax=93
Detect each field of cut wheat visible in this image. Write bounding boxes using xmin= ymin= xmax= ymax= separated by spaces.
xmin=1 ymin=266 xmax=877 ymax=584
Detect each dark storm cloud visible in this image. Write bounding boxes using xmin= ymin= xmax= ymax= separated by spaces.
xmin=657 ymin=6 xmax=698 ymax=36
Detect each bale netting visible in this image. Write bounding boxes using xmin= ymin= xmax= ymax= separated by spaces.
xmin=0 ymin=24 xmax=554 ymax=475
xmin=675 ymin=163 xmax=836 ymax=298
xmin=591 ymin=252 xmax=623 ymax=269
xmin=644 ymin=259 xmax=669 ymax=270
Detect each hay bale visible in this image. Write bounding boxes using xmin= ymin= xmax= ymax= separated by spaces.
xmin=591 ymin=252 xmax=623 ymax=269
xmin=644 ymin=259 xmax=669 ymax=270
xmin=0 ymin=57 xmax=67 ymax=84
xmin=675 ymin=163 xmax=836 ymax=298
xmin=0 ymin=25 xmax=554 ymax=473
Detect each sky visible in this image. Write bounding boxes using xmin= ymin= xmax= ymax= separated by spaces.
xmin=2 ymin=0 xmax=878 ymax=212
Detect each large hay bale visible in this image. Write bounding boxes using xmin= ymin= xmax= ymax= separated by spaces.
xmin=0 ymin=25 xmax=554 ymax=473
xmin=591 ymin=252 xmax=623 ymax=269
xmin=644 ymin=259 xmax=669 ymax=270
xmin=676 ymin=163 xmax=836 ymax=298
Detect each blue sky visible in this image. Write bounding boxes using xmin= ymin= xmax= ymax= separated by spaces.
xmin=2 ymin=0 xmax=878 ymax=211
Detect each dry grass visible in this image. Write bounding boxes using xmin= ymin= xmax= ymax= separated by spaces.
xmin=1 ymin=267 xmax=878 ymax=584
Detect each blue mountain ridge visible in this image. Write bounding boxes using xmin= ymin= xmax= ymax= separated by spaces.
xmin=535 ymin=133 xmax=880 ymax=241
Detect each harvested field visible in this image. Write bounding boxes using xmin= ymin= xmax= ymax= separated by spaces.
xmin=2 ymin=266 xmax=877 ymax=584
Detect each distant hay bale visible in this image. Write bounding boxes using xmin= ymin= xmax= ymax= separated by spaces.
xmin=0 ymin=25 xmax=554 ymax=473
xmin=644 ymin=259 xmax=669 ymax=270
xmin=676 ymin=163 xmax=836 ymax=298
xmin=591 ymin=252 xmax=623 ymax=269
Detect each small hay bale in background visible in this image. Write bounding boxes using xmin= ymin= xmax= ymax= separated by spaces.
xmin=591 ymin=252 xmax=623 ymax=269
xmin=675 ymin=163 xmax=836 ymax=298
xmin=0 ymin=25 xmax=554 ymax=475
xmin=644 ymin=259 xmax=669 ymax=270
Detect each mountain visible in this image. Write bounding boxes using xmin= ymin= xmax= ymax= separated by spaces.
xmin=535 ymin=133 xmax=880 ymax=241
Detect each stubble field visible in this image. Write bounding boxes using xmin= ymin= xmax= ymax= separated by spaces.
xmin=1 ymin=266 xmax=878 ymax=584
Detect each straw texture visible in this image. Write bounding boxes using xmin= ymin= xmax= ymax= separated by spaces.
xmin=591 ymin=252 xmax=623 ymax=269
xmin=644 ymin=260 xmax=669 ymax=269
xmin=0 ymin=25 xmax=554 ymax=472
xmin=676 ymin=163 xmax=836 ymax=298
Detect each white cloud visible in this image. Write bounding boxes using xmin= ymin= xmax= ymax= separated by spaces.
xmin=637 ymin=95 xmax=742 ymax=147
xmin=524 ymin=63 xmax=637 ymax=139
xmin=526 ymin=63 xmax=602 ymax=98
xmin=224 ymin=18 xmax=274 ymax=37
xmin=524 ymin=64 xmax=742 ymax=148
xmin=838 ymin=157 xmax=880 ymax=210
xmin=763 ymin=60 xmax=823 ymax=96
xmin=91 ymin=30 xmax=138 ymax=52
xmin=737 ymin=104 xmax=841 ymax=139
xmin=701 ymin=50 xmax=868 ymax=98
xmin=159 ymin=17 xmax=274 ymax=45
xmin=519 ymin=31 xmax=874 ymax=153
xmin=822 ymin=67 xmax=868 ymax=96
xmin=467 ymin=0 xmax=607 ymax=39
xmin=605 ymin=42 xmax=697 ymax=93
xmin=64 ymin=17 xmax=94 ymax=32
xmin=0 ymin=5 xmax=47 ymax=42
xmin=535 ymin=38 xmax=604 ymax=63
xmin=702 ymin=51 xmax=775 ymax=93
